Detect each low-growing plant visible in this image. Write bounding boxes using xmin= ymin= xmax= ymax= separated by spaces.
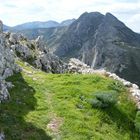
xmin=90 ymin=99 xmax=103 ymax=108
xmin=90 ymin=92 xmax=118 ymax=109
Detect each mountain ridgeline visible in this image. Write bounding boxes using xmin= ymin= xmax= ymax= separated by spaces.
xmin=16 ymin=12 xmax=140 ymax=86
xmin=4 ymin=19 xmax=76 ymax=31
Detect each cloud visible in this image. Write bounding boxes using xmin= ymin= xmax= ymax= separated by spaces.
xmin=0 ymin=0 xmax=139 ymax=32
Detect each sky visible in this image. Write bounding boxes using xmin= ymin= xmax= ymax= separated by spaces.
xmin=0 ymin=0 xmax=140 ymax=32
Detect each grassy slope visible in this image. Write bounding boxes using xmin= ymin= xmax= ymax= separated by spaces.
xmin=0 ymin=61 xmax=139 ymax=140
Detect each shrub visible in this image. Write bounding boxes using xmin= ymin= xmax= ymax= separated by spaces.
xmin=96 ymin=93 xmax=117 ymax=105
xmin=90 ymin=92 xmax=118 ymax=109
xmin=90 ymin=99 xmax=103 ymax=108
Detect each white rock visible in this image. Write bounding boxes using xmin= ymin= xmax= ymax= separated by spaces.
xmin=123 ymin=81 xmax=132 ymax=87
xmin=132 ymin=84 xmax=139 ymax=89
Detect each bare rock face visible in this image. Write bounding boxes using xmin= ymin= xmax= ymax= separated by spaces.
xmin=35 ymin=35 xmax=46 ymax=51
xmin=8 ymin=33 xmax=67 ymax=74
xmin=35 ymin=51 xmax=67 ymax=73
xmin=0 ymin=21 xmax=20 ymax=103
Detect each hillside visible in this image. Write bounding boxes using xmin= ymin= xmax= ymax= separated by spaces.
xmin=0 ymin=61 xmax=139 ymax=140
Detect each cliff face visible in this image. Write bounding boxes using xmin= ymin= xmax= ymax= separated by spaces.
xmin=0 ymin=21 xmax=20 ymax=103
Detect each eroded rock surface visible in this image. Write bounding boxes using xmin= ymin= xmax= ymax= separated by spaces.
xmin=0 ymin=24 xmax=20 ymax=103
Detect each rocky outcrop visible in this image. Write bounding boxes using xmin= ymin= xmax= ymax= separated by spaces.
xmin=34 ymin=51 xmax=67 ymax=73
xmin=7 ymin=32 xmax=67 ymax=74
xmin=0 ymin=24 xmax=20 ymax=103
xmin=68 ymin=58 xmax=140 ymax=109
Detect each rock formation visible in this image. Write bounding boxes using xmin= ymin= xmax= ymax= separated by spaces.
xmin=0 ymin=22 xmax=20 ymax=103
xmin=8 ymin=33 xmax=67 ymax=73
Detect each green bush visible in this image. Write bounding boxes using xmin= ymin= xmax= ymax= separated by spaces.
xmin=96 ymin=93 xmax=117 ymax=105
xmin=90 ymin=92 xmax=118 ymax=109
xmin=90 ymin=99 xmax=103 ymax=108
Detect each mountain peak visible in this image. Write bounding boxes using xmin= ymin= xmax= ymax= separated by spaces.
xmin=79 ymin=12 xmax=103 ymax=19
xmin=104 ymin=12 xmax=125 ymax=27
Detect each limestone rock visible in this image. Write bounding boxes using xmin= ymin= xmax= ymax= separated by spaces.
xmin=36 ymin=52 xmax=67 ymax=73
xmin=9 ymin=33 xmax=19 ymax=44
xmin=2 ymin=68 xmax=13 ymax=79
xmin=0 ymin=21 xmax=20 ymax=103
xmin=0 ymin=80 xmax=10 ymax=103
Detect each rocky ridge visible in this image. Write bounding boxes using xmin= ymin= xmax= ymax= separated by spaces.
xmin=0 ymin=21 xmax=20 ymax=103
xmin=68 ymin=58 xmax=140 ymax=109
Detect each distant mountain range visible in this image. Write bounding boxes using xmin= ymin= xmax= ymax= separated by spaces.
xmin=3 ymin=19 xmax=76 ymax=31
xmin=15 ymin=12 xmax=140 ymax=86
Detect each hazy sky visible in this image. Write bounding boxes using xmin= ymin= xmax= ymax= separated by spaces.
xmin=0 ymin=0 xmax=140 ymax=32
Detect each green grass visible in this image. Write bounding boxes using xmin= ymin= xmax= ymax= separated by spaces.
xmin=0 ymin=61 xmax=139 ymax=140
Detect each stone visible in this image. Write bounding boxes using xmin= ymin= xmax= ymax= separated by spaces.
xmin=2 ymin=68 xmax=13 ymax=79
xmin=9 ymin=33 xmax=18 ymax=44
xmin=132 ymin=84 xmax=139 ymax=89
xmin=122 ymin=81 xmax=132 ymax=87
xmin=0 ymin=81 xmax=10 ymax=103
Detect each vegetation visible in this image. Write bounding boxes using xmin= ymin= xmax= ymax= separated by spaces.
xmin=0 ymin=61 xmax=139 ymax=140
xmin=90 ymin=92 xmax=118 ymax=108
